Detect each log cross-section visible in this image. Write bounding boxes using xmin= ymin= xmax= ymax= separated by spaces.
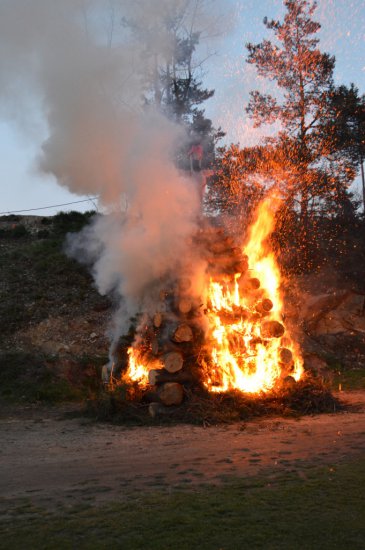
xmin=172 ymin=323 xmax=194 ymax=343
xmin=163 ymin=351 xmax=184 ymax=373
xmin=158 ymin=382 xmax=184 ymax=406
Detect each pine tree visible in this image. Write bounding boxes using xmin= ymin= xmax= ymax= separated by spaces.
xmin=326 ymin=84 xmax=365 ymax=212
xmin=123 ymin=1 xmax=222 ymax=168
xmin=246 ymin=0 xmax=349 ymax=222
xmin=239 ymin=0 xmax=365 ymax=273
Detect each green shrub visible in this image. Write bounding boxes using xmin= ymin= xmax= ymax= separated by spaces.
xmin=11 ymin=224 xmax=29 ymax=238
xmin=52 ymin=210 xmax=95 ymax=235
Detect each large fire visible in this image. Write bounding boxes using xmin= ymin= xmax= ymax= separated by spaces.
xmin=122 ymin=196 xmax=303 ymax=395
xmin=202 ymin=197 xmax=303 ymax=393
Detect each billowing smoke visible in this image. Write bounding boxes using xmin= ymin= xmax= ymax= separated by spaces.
xmin=0 ymin=0 xmax=223 ymax=347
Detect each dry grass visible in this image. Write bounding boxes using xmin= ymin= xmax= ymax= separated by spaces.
xmin=85 ymin=373 xmax=341 ymax=426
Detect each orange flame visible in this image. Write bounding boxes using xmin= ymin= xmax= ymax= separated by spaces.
xmin=124 ymin=196 xmax=303 ymax=395
xmin=124 ymin=347 xmax=162 ymax=387
xmin=202 ymin=197 xmax=303 ymax=393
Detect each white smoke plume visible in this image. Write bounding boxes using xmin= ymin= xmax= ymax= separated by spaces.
xmin=0 ymin=0 xmax=224 ymax=345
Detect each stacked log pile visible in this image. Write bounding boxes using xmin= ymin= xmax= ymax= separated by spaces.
xmin=113 ymin=221 xmax=295 ymax=416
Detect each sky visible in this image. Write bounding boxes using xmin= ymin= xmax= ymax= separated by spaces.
xmin=0 ymin=0 xmax=364 ymax=216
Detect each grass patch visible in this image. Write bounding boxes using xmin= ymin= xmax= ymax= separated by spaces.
xmin=332 ymin=369 xmax=365 ymax=391
xmin=0 ymin=352 xmax=81 ymax=403
xmin=0 ymin=352 xmax=106 ymax=404
xmin=0 ymin=214 xmax=109 ymax=340
xmin=1 ymin=458 xmax=364 ymax=549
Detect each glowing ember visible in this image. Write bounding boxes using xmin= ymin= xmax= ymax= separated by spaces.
xmin=202 ymin=197 xmax=303 ymax=394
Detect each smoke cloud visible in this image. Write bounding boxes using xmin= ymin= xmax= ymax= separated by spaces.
xmin=0 ymin=0 xmax=224 ymax=345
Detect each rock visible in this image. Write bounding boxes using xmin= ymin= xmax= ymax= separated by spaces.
xmin=303 ymin=291 xmax=365 ymax=336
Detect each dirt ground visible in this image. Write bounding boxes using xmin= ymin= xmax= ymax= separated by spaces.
xmin=0 ymin=391 xmax=364 ymax=509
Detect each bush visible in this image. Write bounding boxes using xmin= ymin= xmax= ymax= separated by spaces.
xmin=0 ymin=224 xmax=29 ymax=239
xmin=11 ymin=224 xmax=29 ymax=238
xmin=52 ymin=210 xmax=95 ymax=235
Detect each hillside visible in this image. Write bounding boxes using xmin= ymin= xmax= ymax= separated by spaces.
xmin=0 ymin=211 xmax=111 ymax=403
xmin=1 ymin=210 xmax=364 ymax=407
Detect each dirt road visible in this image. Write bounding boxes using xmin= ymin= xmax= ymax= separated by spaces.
xmin=1 ymin=392 xmax=364 ymax=507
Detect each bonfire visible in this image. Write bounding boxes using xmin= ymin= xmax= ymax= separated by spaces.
xmin=106 ymin=194 xmax=307 ymax=418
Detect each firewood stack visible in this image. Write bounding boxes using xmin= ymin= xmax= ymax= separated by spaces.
xmin=143 ymin=271 xmax=205 ymax=414
xmin=112 ymin=221 xmax=292 ymax=416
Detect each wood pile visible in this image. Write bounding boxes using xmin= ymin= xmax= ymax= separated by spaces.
xmin=113 ymin=221 xmax=295 ymax=416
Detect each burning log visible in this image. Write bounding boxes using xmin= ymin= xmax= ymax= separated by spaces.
xmin=207 ymin=254 xmax=238 ymax=268
xmin=233 ymin=257 xmax=249 ymax=274
xmin=163 ymin=351 xmax=184 ymax=373
xmin=256 ymin=298 xmax=273 ymax=314
xmin=158 ymin=382 xmax=184 ymax=406
xmin=239 ymin=277 xmax=261 ymax=292
xmin=120 ymin=204 xmax=304 ymax=404
xmin=148 ymin=368 xmax=193 ymax=386
xmin=172 ymin=323 xmax=194 ymax=343
xmin=178 ymin=298 xmax=193 ymax=314
xmin=260 ymin=320 xmax=285 ymax=339
xmin=279 ymin=348 xmax=293 ymax=364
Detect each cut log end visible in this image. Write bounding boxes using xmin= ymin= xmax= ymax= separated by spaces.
xmin=260 ymin=320 xmax=285 ymax=339
xmin=239 ymin=276 xmax=261 ymax=292
xmin=158 ymin=382 xmax=184 ymax=406
xmin=164 ymin=351 xmax=184 ymax=373
xmin=279 ymin=348 xmax=293 ymax=364
xmin=172 ymin=323 xmax=194 ymax=343
xmin=261 ymin=298 xmax=274 ymax=312
xmin=178 ymin=298 xmax=193 ymax=314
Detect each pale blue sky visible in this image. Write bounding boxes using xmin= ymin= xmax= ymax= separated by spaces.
xmin=0 ymin=0 xmax=364 ymax=216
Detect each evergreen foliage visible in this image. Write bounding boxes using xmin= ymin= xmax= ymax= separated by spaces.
xmin=208 ymin=0 xmax=365 ymax=277
xmin=123 ymin=0 xmax=223 ymax=168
